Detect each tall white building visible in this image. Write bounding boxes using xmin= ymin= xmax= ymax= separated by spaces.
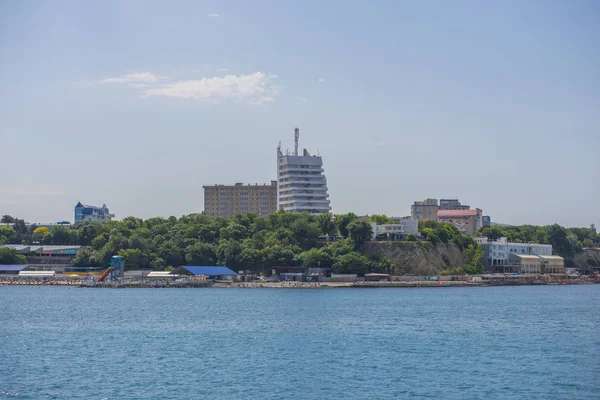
xmin=277 ymin=128 xmax=331 ymax=214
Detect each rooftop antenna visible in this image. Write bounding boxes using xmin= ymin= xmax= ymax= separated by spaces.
xmin=294 ymin=128 xmax=299 ymax=156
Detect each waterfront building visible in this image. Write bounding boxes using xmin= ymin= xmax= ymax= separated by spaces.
xmin=437 ymin=209 xmax=483 ymax=236
xmin=477 ymin=237 xmax=554 ymax=270
xmin=370 ymin=219 xmax=419 ymax=240
xmin=277 ymin=128 xmax=331 ymax=214
xmin=410 ymin=199 xmax=439 ymax=221
xmin=74 ymin=202 xmax=114 ymax=223
xmin=439 ymin=199 xmax=470 ymax=211
xmin=1 ymin=244 xmax=82 ymax=273
xmin=203 ymin=181 xmax=277 ymax=217
xmin=507 ymin=254 xmax=565 ymax=274
xmin=508 ymin=254 xmax=543 ymax=274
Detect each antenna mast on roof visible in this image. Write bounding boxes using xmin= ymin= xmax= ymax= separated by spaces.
xmin=294 ymin=128 xmax=299 ymax=156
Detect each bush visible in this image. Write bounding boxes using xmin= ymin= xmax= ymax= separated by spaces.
xmin=406 ymin=234 xmax=417 ymax=242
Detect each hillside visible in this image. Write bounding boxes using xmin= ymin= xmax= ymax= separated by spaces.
xmin=363 ymin=241 xmax=470 ymax=276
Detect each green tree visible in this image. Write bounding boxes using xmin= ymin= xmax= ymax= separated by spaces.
xmin=406 ymin=234 xmax=417 ymax=241
xmin=347 ymin=220 xmax=373 ymax=248
xmin=464 ymin=244 xmax=485 ymax=274
xmin=185 ymin=243 xmax=217 ymax=265
xmin=290 ymin=218 xmax=320 ymax=249
xmin=1 ymin=215 xmax=15 ymax=223
xmin=331 ymin=252 xmax=371 ymax=275
xmin=0 ymin=226 xmax=16 ymax=244
xmin=118 ymin=248 xmax=151 ymax=270
xmin=219 ymin=223 xmax=248 ymax=241
xmin=44 ymin=226 xmax=73 ymax=245
xmin=335 ymin=213 xmax=359 ymax=238
xmin=296 ymin=248 xmax=332 ymax=269
xmin=480 ymin=226 xmax=506 ymax=241
xmin=316 ymin=213 xmax=337 ymax=236
xmin=370 ymin=214 xmax=393 ymax=224
xmin=72 ymin=246 xmax=102 ymax=268
xmin=0 ymin=247 xmax=27 ymax=264
xmin=215 ymin=239 xmax=244 ymax=269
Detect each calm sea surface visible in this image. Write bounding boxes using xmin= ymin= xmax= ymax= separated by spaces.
xmin=1 ymin=285 xmax=599 ymax=399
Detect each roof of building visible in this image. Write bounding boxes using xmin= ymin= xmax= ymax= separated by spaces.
xmin=538 ymin=255 xmax=564 ymax=261
xmin=437 ymin=209 xmax=479 ymax=217
xmin=510 ymin=254 xmax=542 ymax=260
xmin=19 ymin=271 xmax=55 ymax=276
xmin=147 ymin=271 xmax=176 ymax=277
xmin=1 ymin=245 xmax=81 ymax=253
xmin=179 ymin=266 xmax=237 ymax=276
xmin=0 ymin=264 xmax=29 ymax=272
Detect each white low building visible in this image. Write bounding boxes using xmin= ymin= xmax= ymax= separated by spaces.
xmin=370 ymin=219 xmax=419 ymax=240
xmin=477 ymin=237 xmax=553 ymax=268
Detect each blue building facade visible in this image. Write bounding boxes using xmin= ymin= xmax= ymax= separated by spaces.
xmin=74 ymin=202 xmax=115 ymax=223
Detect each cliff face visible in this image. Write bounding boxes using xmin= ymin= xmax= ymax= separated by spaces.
xmin=362 ymin=241 xmax=470 ymax=276
xmin=573 ymin=248 xmax=600 ymax=272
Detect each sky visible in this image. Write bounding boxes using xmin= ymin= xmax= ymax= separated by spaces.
xmin=0 ymin=0 xmax=599 ymax=227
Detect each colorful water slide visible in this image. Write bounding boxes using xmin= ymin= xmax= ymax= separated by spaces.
xmin=97 ymin=267 xmax=111 ymax=282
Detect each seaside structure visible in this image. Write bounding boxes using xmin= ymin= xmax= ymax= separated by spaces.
xmin=410 ymin=199 xmax=439 ymax=221
xmin=74 ymin=202 xmax=114 ymax=223
xmin=507 ymin=254 xmax=565 ymax=274
xmin=476 ymin=236 xmax=557 ymax=271
xmin=1 ymin=244 xmax=82 ymax=273
xmin=203 ymin=182 xmax=277 ymax=217
xmin=277 ymin=128 xmax=331 ymax=214
xmin=437 ymin=209 xmax=483 ymax=236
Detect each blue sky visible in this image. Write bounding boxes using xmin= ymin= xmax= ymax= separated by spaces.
xmin=1 ymin=0 xmax=598 ymax=227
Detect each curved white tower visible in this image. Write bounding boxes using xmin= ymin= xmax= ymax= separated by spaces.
xmin=277 ymin=128 xmax=331 ymax=214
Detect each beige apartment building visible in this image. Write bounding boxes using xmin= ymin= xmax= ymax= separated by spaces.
xmin=203 ymin=182 xmax=277 ymax=217
xmin=410 ymin=198 xmax=439 ymax=221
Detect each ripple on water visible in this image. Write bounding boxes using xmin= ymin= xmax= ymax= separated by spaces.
xmin=0 ymin=285 xmax=599 ymax=399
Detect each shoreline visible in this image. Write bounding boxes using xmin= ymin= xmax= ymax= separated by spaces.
xmin=0 ymin=278 xmax=598 ymax=289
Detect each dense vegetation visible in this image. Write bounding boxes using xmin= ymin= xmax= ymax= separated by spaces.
xmin=0 ymin=247 xmax=27 ymax=264
xmin=0 ymin=213 xmax=383 ymax=274
xmin=4 ymin=213 xmax=594 ymax=274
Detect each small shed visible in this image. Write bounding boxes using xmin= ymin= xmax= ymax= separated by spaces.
xmin=364 ymin=273 xmax=390 ymax=282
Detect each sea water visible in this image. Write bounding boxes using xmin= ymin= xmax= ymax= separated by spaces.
xmin=0 ymin=285 xmax=599 ymax=399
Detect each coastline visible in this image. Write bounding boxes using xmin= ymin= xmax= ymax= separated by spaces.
xmin=0 ymin=277 xmax=597 ymax=289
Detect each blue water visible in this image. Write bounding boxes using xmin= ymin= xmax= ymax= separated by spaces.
xmin=1 ymin=286 xmax=599 ymax=399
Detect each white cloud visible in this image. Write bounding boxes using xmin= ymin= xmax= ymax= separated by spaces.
xmin=318 ymin=78 xmax=325 ymax=83
xmin=294 ymin=97 xmax=308 ymax=103
xmin=100 ymin=72 xmax=162 ymax=84
xmin=143 ymin=72 xmax=278 ymax=104
xmin=208 ymin=13 xmax=220 ymax=17
xmin=216 ymin=68 xmax=228 ymax=72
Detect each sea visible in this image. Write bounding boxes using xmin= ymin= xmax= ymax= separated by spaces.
xmin=1 ymin=285 xmax=599 ymax=399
